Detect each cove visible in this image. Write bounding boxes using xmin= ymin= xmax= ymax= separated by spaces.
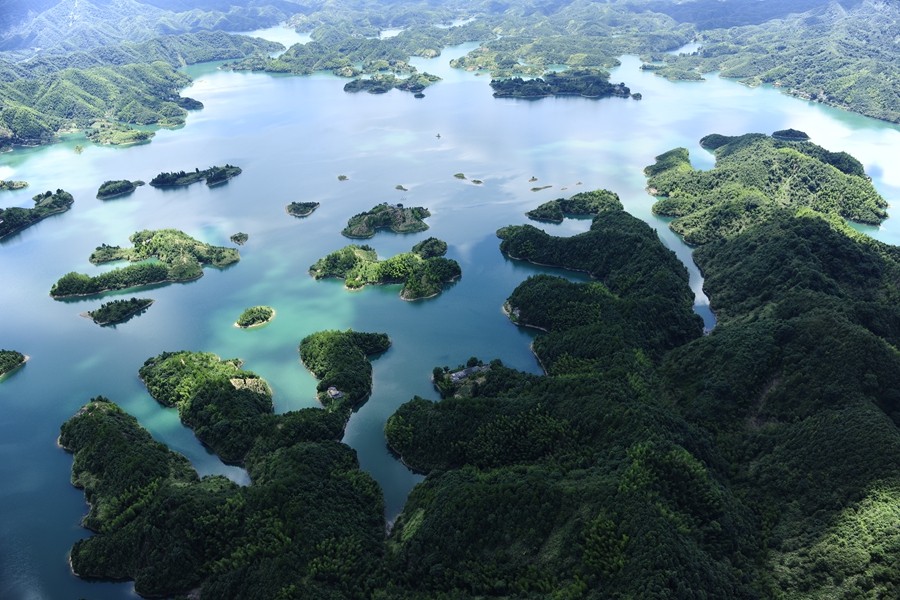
xmin=1 ymin=34 xmax=899 ymax=600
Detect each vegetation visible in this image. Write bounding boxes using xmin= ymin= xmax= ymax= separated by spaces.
xmin=61 ymin=389 xmax=383 ymax=598
xmin=646 ymin=1 xmax=900 ymax=123
xmin=0 ymin=349 xmax=25 ymax=377
xmin=86 ymin=121 xmax=154 ymax=146
xmin=229 ymin=232 xmax=248 ymax=245
xmin=236 ymin=306 xmax=274 ymax=328
xmin=285 ymin=201 xmax=320 ymax=218
xmin=490 ymin=69 xmax=634 ymax=100
xmin=50 ymin=229 xmax=239 ymax=297
xmin=342 ymin=203 xmax=430 ymax=238
xmin=96 ymin=180 xmax=141 ymax=199
xmin=0 ymin=180 xmax=27 ymax=191
xmin=344 ymin=72 xmax=441 ymax=95
xmin=87 ymin=297 xmax=153 ymax=326
xmin=645 ymin=132 xmax=886 ymax=245
xmin=299 ymin=330 xmax=392 ymax=411
xmin=149 ymin=165 xmax=241 ymax=187
xmin=0 ymin=188 xmax=73 ymax=239
xmin=309 ymin=239 xmax=461 ymax=300
xmin=526 ymin=188 xmax=622 ymax=223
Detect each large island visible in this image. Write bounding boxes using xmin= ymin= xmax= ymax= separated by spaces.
xmin=50 ymin=229 xmax=239 ymax=297
xmin=342 ymin=203 xmax=430 ymax=238
xmin=309 ymin=237 xmax=461 ymax=300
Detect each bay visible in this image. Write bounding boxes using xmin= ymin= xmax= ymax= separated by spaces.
xmin=1 ymin=36 xmax=898 ymax=600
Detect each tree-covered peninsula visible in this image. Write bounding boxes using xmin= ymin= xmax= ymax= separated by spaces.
xmin=285 ymin=201 xmax=320 ymax=218
xmin=235 ymin=306 xmax=274 ymax=328
xmin=50 ymin=229 xmax=239 ymax=297
xmin=490 ymin=68 xmax=635 ymax=100
xmin=96 ymin=179 xmax=143 ymax=199
xmin=86 ymin=297 xmax=153 ymax=326
xmin=0 ymin=349 xmax=26 ymax=378
xmin=526 ymin=188 xmax=622 ymax=223
xmin=342 ymin=202 xmax=430 ymax=238
xmin=0 ymin=189 xmax=73 ymax=239
xmin=299 ymin=329 xmax=391 ymax=412
xmin=645 ymin=132 xmax=887 ymax=245
xmin=149 ymin=164 xmax=241 ymax=187
xmin=309 ymin=237 xmax=461 ymax=300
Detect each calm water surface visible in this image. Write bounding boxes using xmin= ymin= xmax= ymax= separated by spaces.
xmin=1 ymin=33 xmax=899 ymax=599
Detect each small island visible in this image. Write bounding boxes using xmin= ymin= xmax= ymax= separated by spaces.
xmin=526 ymin=189 xmax=623 ymax=223
xmin=0 ymin=349 xmax=26 ymax=378
xmin=0 ymin=189 xmax=74 ymax=240
xmin=0 ymin=180 xmax=28 ymax=191
xmin=342 ymin=203 xmax=430 ymax=238
xmin=86 ymin=297 xmax=154 ymax=325
xmin=490 ymin=69 xmax=634 ymax=100
xmin=309 ymin=237 xmax=460 ymax=300
xmin=343 ymin=72 xmax=441 ymax=95
xmin=337 ymin=174 xmax=349 ymax=181
xmin=96 ymin=179 xmax=144 ymax=199
xmin=285 ymin=201 xmax=320 ymax=218
xmin=298 ymin=329 xmax=391 ymax=411
xmin=149 ymin=164 xmax=241 ymax=187
xmin=85 ymin=120 xmax=154 ymax=146
xmin=230 ymin=232 xmax=248 ymax=245
xmin=50 ymin=229 xmax=239 ymax=298
xmin=235 ymin=305 xmax=275 ymax=328
xmin=772 ymin=128 xmax=810 ymax=141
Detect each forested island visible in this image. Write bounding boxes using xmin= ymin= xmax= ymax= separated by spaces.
xmin=645 ymin=132 xmax=887 ymax=244
xmin=309 ymin=237 xmax=461 ymax=300
xmin=490 ymin=69 xmax=634 ymax=100
xmin=0 ymin=180 xmax=28 ymax=191
xmin=86 ymin=121 xmax=155 ymax=146
xmin=50 ymin=229 xmax=239 ymax=297
xmin=229 ymin=232 xmax=248 ymax=245
xmin=149 ymin=165 xmax=241 ymax=187
xmin=0 ymin=349 xmax=26 ymax=377
xmin=344 ymin=72 xmax=441 ymax=95
xmin=0 ymin=189 xmax=73 ymax=239
xmin=235 ymin=306 xmax=274 ymax=328
xmin=285 ymin=201 xmax=319 ymax=218
xmin=86 ymin=298 xmax=153 ymax=325
xmin=342 ymin=203 xmax=430 ymax=238
xmin=526 ymin=189 xmax=622 ymax=223
xmin=96 ymin=180 xmax=143 ymax=199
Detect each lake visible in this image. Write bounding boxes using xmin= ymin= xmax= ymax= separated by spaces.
xmin=1 ymin=28 xmax=898 ymax=599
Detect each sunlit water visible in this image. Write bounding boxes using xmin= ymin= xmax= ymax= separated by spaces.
xmin=1 ymin=32 xmax=898 ymax=600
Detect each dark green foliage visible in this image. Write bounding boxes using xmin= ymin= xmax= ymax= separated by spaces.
xmin=229 ymin=232 xmax=248 ymax=245
xmin=96 ymin=179 xmax=136 ymax=198
xmin=87 ymin=297 xmax=153 ymax=325
xmin=646 ymin=133 xmax=886 ymax=245
xmin=490 ymin=68 xmax=632 ymax=99
xmin=149 ymin=164 xmax=241 ymax=187
xmin=0 ymin=349 xmax=25 ymax=376
xmin=342 ymin=203 xmax=431 ymax=238
xmin=286 ymin=201 xmax=320 ymax=218
xmin=236 ymin=305 xmax=274 ymax=328
xmin=498 ymin=210 xmax=702 ymax=358
xmin=771 ymin=128 xmax=810 ymax=141
xmin=526 ymin=188 xmax=622 ymax=223
xmin=298 ymin=330 xmax=391 ymax=411
xmin=50 ymin=229 xmax=239 ymax=297
xmin=0 ymin=188 xmax=73 ymax=239
xmin=62 ymin=388 xmax=385 ymax=599
xmin=310 ymin=240 xmax=460 ymax=300
xmin=139 ymin=351 xmax=273 ymax=463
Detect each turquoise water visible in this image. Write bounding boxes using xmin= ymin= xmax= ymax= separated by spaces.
xmin=1 ymin=38 xmax=899 ymax=599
